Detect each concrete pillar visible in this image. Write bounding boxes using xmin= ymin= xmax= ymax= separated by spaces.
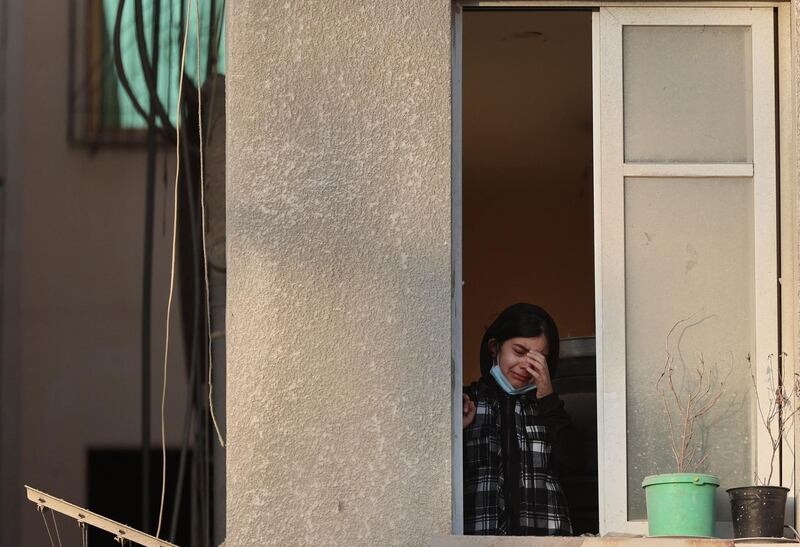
xmin=226 ymin=2 xmax=453 ymax=545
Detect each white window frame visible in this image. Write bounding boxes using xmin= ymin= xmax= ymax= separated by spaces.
xmin=451 ymin=0 xmax=797 ymax=536
xmin=596 ymin=5 xmax=789 ymax=536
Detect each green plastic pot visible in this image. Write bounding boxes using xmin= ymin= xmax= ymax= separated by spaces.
xmin=642 ymin=473 xmax=719 ymax=537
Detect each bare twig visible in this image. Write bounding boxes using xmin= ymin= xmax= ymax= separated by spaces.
xmin=749 ymin=352 xmax=797 ymax=485
xmin=658 ymin=317 xmax=731 ymax=472
xmin=657 ymin=354 xmax=681 ymax=467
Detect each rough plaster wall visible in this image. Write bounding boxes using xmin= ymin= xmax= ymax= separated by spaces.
xmin=226 ymin=2 xmax=452 ymax=545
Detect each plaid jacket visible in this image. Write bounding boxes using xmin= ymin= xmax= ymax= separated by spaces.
xmin=463 ymin=379 xmax=573 ymax=536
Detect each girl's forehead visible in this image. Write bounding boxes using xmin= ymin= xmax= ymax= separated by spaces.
xmin=507 ymin=335 xmax=549 ymax=353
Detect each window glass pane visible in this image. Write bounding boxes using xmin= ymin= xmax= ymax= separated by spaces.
xmin=624 ymin=177 xmax=755 ymax=520
xmin=100 ymin=0 xmax=226 ymax=130
xmin=623 ymin=26 xmax=753 ymax=163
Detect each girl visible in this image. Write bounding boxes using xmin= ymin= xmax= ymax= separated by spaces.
xmin=463 ymin=303 xmax=575 ymax=536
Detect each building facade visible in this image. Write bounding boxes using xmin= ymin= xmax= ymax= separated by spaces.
xmin=227 ymin=1 xmax=800 ymax=545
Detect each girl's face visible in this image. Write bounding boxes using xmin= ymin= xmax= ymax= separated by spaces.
xmin=491 ymin=335 xmax=549 ymax=389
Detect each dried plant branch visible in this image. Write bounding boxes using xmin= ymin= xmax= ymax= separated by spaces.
xmin=657 ymin=355 xmax=681 ymax=467
xmin=658 ymin=316 xmax=730 ymax=472
xmin=749 ymin=352 xmax=797 ymax=486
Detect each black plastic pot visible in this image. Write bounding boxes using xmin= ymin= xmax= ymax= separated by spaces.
xmin=727 ymin=486 xmax=789 ymax=538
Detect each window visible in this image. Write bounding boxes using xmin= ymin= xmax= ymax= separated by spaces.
xmin=595 ymin=6 xmax=791 ymax=535
xmin=453 ymin=2 xmax=796 ymax=536
xmin=68 ymin=0 xmax=225 ymax=145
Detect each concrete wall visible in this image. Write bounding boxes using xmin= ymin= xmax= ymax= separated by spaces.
xmin=226 ymin=2 xmax=453 ymax=545
xmin=2 ymin=0 xmax=188 ymax=545
xmin=225 ymin=2 xmax=800 ymax=546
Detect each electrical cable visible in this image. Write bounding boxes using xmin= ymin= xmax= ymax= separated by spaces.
xmin=112 ymin=0 xmax=221 ymax=540
xmin=133 ymin=0 xmax=178 ymax=132
xmin=169 ymin=71 xmax=205 ymax=541
xmin=212 ymin=2 xmax=225 ymax=72
xmin=190 ymin=340 xmax=209 ymax=547
xmin=169 ymin=137 xmax=203 ymax=541
xmin=132 ymin=0 xmax=204 ymax=156
xmin=166 ymin=0 xmax=175 ymax=121
xmin=204 ymin=0 xmax=225 ymax=151
xmin=156 ymin=0 xmax=193 ymax=538
xmin=168 ymin=341 xmax=198 ymax=543
xmin=113 ymin=0 xmax=177 ymax=143
xmin=205 ymin=0 xmax=216 ymax=82
xmin=169 ymin=99 xmax=202 ymax=543
xmin=161 ymin=0 xmax=175 ymax=235
xmin=194 ymin=9 xmax=218 ymax=538
xmin=140 ymin=0 xmax=162 ymax=534
xmin=134 ymin=2 xmax=207 ymax=161
xmin=112 ymin=0 xmax=149 ymax=124
xmin=173 ymin=69 xmax=205 ymax=546
xmin=202 ymin=364 xmax=211 ymax=547
xmin=195 ymin=0 xmax=225 ymax=449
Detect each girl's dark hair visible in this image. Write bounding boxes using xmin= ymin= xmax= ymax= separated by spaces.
xmin=479 ymin=303 xmax=560 ymax=379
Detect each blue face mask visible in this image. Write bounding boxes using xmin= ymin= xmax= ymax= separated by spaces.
xmin=490 ymin=361 xmax=537 ymax=396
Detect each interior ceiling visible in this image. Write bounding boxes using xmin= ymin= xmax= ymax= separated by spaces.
xmin=463 ymin=10 xmax=593 ymax=196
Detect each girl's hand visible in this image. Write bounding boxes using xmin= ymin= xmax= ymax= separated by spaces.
xmin=520 ymin=350 xmax=554 ymax=398
xmin=463 ymin=394 xmax=476 ymax=428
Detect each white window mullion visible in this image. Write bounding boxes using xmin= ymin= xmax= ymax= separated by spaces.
xmin=776 ymin=2 xmax=797 ymax=516
xmin=622 ymin=164 xmax=754 ymax=178
xmin=596 ymin=7 xmax=632 ymax=535
xmin=750 ymin=8 xmax=779 ymax=488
